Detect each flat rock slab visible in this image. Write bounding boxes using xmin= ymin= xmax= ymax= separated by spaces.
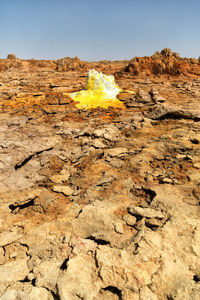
xmin=52 ymin=185 xmax=73 ymax=196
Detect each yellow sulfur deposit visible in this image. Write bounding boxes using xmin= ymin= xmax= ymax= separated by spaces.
xmin=69 ymin=69 xmax=125 ymax=109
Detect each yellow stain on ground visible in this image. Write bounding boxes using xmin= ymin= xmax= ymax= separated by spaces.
xmin=120 ymin=90 xmax=136 ymax=94
xmin=69 ymin=69 xmax=125 ymax=109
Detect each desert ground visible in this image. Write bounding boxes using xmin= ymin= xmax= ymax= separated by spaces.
xmin=0 ymin=49 xmax=200 ymax=299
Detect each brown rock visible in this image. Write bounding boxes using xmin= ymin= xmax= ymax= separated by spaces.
xmin=135 ymin=89 xmax=153 ymax=104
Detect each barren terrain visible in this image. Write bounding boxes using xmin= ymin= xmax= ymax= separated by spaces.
xmin=0 ymin=49 xmax=200 ymax=300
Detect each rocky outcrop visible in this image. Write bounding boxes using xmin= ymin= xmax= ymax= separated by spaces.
xmin=1 ymin=49 xmax=200 ymax=79
xmin=0 ymin=54 xmax=22 ymax=71
xmin=0 ymin=55 xmax=88 ymax=73
xmin=123 ymin=48 xmax=200 ymax=78
xmin=55 ymin=56 xmax=88 ymax=72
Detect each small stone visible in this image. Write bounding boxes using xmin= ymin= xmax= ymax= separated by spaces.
xmin=113 ymin=221 xmax=124 ymax=234
xmin=123 ymin=214 xmax=137 ymax=226
xmin=50 ymin=170 xmax=70 ymax=183
xmin=91 ymin=139 xmax=106 ymax=148
xmin=27 ymin=255 xmax=41 ymax=270
xmin=53 ymin=186 xmax=73 ymax=196
xmin=176 ymin=154 xmax=187 ymax=159
xmin=128 ymin=206 xmax=164 ymax=219
xmin=135 ymin=89 xmax=153 ymax=104
xmin=27 ymin=272 xmax=35 ymax=281
xmin=145 ymin=218 xmax=161 ymax=228
xmin=93 ymin=129 xmax=105 ymax=137
xmin=153 ymin=95 xmax=166 ymax=103
xmin=194 ymin=162 xmax=200 ymax=169
xmin=107 ymin=147 xmax=128 ymax=157
xmin=188 ymin=171 xmax=200 ymax=182
xmin=149 ymin=88 xmax=159 ymax=96
xmin=149 ymin=88 xmax=166 ymax=102
xmin=93 ymin=125 xmax=120 ymax=142
xmin=161 ymin=177 xmax=173 ymax=184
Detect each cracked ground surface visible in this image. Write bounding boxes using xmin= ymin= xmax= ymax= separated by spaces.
xmin=0 ymin=63 xmax=200 ymax=300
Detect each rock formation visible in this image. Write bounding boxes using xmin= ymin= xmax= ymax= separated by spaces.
xmin=122 ymin=48 xmax=200 ymax=78
xmin=55 ymin=56 xmax=88 ymax=72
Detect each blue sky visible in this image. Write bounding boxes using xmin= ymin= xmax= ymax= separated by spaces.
xmin=0 ymin=0 xmax=200 ymax=60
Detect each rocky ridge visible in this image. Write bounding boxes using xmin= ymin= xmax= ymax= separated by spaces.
xmin=121 ymin=48 xmax=200 ymax=78
xmin=0 ymin=52 xmax=200 ymax=299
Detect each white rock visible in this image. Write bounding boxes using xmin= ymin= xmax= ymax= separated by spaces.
xmin=123 ymin=214 xmax=137 ymax=226
xmin=113 ymin=221 xmax=124 ymax=234
xmin=162 ymin=177 xmax=173 ymax=184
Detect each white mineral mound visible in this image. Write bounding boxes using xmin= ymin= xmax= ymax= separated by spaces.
xmin=85 ymin=69 xmax=121 ymax=98
xmin=69 ymin=69 xmax=124 ymax=109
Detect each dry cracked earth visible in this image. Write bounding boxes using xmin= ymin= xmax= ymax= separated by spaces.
xmin=0 ymin=54 xmax=200 ymax=300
